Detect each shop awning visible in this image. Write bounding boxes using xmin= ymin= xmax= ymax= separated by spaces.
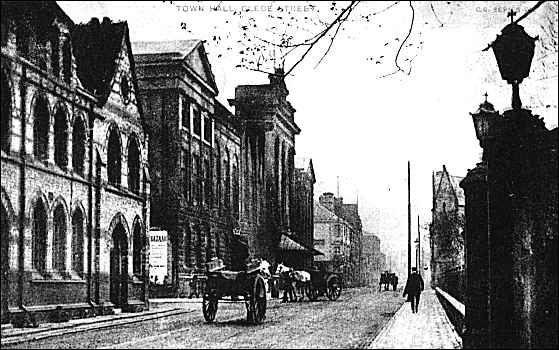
xmin=279 ymin=234 xmax=324 ymax=256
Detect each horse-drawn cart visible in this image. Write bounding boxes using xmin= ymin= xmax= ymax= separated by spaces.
xmin=202 ymin=259 xmax=268 ymax=324
xmin=305 ymin=269 xmax=343 ymax=301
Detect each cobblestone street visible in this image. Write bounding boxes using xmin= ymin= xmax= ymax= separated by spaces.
xmin=3 ymin=288 xmax=403 ymax=349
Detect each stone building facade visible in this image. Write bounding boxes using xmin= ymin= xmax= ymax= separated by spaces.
xmin=460 ymin=98 xmax=557 ymax=349
xmin=361 ymin=232 xmax=383 ymax=287
xmin=132 ymin=41 xmax=243 ymax=294
xmin=1 ymin=3 xmax=150 ymax=324
xmin=283 ymin=157 xmax=317 ymax=269
xmin=314 ymin=195 xmax=353 ymax=278
xmin=430 ymin=165 xmax=465 ymax=290
xmin=229 ymin=68 xmax=302 ymax=267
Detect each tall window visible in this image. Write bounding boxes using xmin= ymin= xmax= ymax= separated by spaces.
xmin=181 ymin=96 xmax=190 ymax=130
xmin=50 ymin=27 xmax=60 ymax=78
xmin=72 ymin=116 xmax=86 ymax=176
xmin=203 ymin=115 xmax=212 ymax=143
xmin=53 ymin=204 xmax=66 ymax=273
xmin=216 ymin=147 xmax=221 ymax=209
xmin=33 ymin=96 xmax=49 ymax=161
xmin=182 ymin=148 xmax=190 ymax=200
xmin=193 ymin=108 xmax=201 ymax=136
xmin=232 ymin=156 xmax=239 ymax=218
xmin=32 ymin=198 xmax=48 ymax=272
xmin=107 ymin=127 xmax=121 ymax=186
xmin=1 ymin=73 xmax=10 ymax=153
xmin=132 ymin=222 xmax=142 ymax=276
xmin=224 ymin=156 xmax=230 ymax=211
xmin=203 ymin=159 xmax=211 ymax=207
xmin=62 ymin=37 xmax=71 ymax=84
xmin=128 ymin=137 xmax=140 ymax=194
xmin=72 ymin=209 xmax=84 ymax=276
xmin=54 ymin=108 xmax=68 ymax=169
xmin=192 ymin=155 xmax=200 ymax=205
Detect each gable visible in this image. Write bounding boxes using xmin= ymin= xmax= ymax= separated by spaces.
xmin=184 ymin=44 xmax=218 ymax=93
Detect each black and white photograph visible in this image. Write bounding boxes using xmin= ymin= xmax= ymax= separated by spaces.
xmin=0 ymin=1 xmax=557 ymax=348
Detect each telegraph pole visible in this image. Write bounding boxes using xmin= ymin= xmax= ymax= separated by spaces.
xmin=417 ymin=215 xmax=421 ymax=275
xmin=408 ymin=161 xmax=411 ymax=278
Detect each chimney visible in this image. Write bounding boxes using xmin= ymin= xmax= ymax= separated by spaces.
xmin=268 ymin=67 xmax=285 ymax=86
xmin=102 ymin=17 xmax=112 ymax=26
xmin=319 ymin=192 xmax=335 ymax=211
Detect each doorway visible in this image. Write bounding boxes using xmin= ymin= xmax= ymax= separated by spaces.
xmin=110 ymin=223 xmax=128 ymax=307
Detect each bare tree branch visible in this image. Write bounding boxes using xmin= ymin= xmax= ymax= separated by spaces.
xmin=430 ymin=2 xmax=444 ymax=27
xmin=379 ymin=1 xmax=415 ymax=78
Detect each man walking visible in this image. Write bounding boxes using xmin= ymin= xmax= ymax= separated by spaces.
xmin=403 ymin=267 xmax=424 ymax=313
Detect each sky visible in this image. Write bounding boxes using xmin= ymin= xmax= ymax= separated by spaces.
xmin=59 ymin=1 xmax=558 ymax=258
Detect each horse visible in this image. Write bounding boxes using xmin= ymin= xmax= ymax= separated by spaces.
xmin=276 ymin=263 xmax=310 ymax=302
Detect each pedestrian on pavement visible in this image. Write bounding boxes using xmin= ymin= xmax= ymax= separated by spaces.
xmin=403 ymin=267 xmax=424 ymax=313
xmin=393 ymin=275 xmax=398 ymax=291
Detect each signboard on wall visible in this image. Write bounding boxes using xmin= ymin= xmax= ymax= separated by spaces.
xmin=149 ymin=230 xmax=168 ymax=284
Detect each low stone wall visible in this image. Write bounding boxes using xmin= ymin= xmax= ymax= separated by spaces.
xmin=435 ymin=287 xmax=465 ymax=337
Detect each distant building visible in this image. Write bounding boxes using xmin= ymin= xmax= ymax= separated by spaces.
xmin=361 ymin=232 xmax=382 ymax=286
xmin=313 ymin=194 xmax=353 ymax=279
xmin=279 ymin=157 xmax=318 ymax=269
xmin=430 ymin=165 xmax=465 ymax=290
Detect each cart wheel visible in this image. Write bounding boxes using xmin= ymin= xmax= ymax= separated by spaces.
xmin=247 ymin=276 xmax=267 ymax=324
xmin=202 ymin=294 xmax=218 ymax=322
xmin=326 ymin=275 xmax=342 ymax=301
xmin=306 ymin=284 xmax=319 ymax=301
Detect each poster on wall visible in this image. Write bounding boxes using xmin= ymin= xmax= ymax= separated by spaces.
xmin=149 ymin=230 xmax=168 ymax=285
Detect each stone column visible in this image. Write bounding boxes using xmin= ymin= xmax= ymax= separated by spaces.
xmin=460 ymin=163 xmax=489 ymax=349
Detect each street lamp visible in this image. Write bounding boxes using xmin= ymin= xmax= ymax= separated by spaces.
xmin=470 ymin=93 xmax=499 ymax=152
xmin=485 ymin=10 xmax=537 ymax=110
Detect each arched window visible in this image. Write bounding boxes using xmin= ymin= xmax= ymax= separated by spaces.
xmin=132 ymin=221 xmax=143 ymax=276
xmin=54 ymin=107 xmax=68 ymax=169
xmin=62 ymin=36 xmax=71 ymax=84
xmin=50 ymin=27 xmax=60 ymax=78
xmin=71 ymin=209 xmax=84 ymax=275
xmin=128 ymin=137 xmax=140 ymax=194
xmin=232 ymin=155 xmax=239 ymax=218
xmin=72 ymin=116 xmax=86 ymax=176
xmin=53 ymin=204 xmax=66 ymax=273
xmin=32 ymin=198 xmax=48 ymax=272
xmin=33 ymin=96 xmax=49 ymax=161
xmin=1 ymin=73 xmax=10 ymax=153
xmin=107 ymin=126 xmax=121 ymax=186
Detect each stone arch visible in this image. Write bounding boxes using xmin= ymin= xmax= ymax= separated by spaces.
xmin=53 ymin=101 xmax=70 ymax=169
xmin=1 ymin=186 xmax=15 ymax=323
xmin=51 ymin=195 xmax=69 ymax=273
xmin=106 ymin=122 xmax=122 ymax=186
xmin=29 ymin=190 xmax=49 ymax=272
xmin=1 ymin=68 xmax=14 ymax=153
xmin=108 ymin=212 xmax=129 ymax=307
xmin=126 ymin=133 xmax=141 ymax=194
xmin=131 ymin=215 xmax=144 ymax=276
xmin=72 ymin=111 xmax=88 ymax=176
xmin=31 ymin=92 xmax=52 ymax=160
xmin=70 ymin=204 xmax=86 ymax=276
xmin=107 ymin=212 xmax=130 ymax=250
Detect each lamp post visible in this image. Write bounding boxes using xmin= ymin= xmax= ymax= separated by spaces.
xmin=485 ymin=10 xmax=537 ymax=110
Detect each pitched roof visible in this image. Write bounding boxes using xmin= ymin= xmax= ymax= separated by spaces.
xmin=132 ymin=40 xmax=218 ymax=93
xmin=72 ymin=18 xmax=127 ymax=105
xmin=434 ymin=165 xmax=465 ymax=207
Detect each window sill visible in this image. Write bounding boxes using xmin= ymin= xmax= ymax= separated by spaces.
xmin=31 ymin=278 xmax=87 ymax=284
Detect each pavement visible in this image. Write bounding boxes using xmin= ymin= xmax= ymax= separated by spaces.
xmin=0 ymin=293 xmax=281 ymax=347
xmin=368 ymin=288 xmax=462 ymax=349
